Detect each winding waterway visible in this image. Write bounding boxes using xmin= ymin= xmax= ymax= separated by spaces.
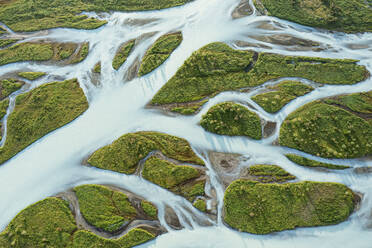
xmin=0 ymin=0 xmax=371 ymax=247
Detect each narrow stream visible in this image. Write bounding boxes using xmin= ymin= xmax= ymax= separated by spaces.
xmin=0 ymin=0 xmax=371 ymax=247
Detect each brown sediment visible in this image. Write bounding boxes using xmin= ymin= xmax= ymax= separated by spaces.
xmin=232 ymin=0 xmax=253 ymax=19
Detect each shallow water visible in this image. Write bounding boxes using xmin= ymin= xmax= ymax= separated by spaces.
xmin=0 ymin=0 xmax=371 ymax=247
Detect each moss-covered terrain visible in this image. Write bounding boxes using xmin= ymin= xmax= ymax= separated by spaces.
xmin=223 ymin=180 xmax=355 ymax=234
xmin=0 ymin=39 xmax=18 ymax=48
xmin=244 ymin=164 xmax=296 ymax=183
xmin=0 ymin=78 xmax=24 ymax=100
xmin=280 ymin=92 xmax=372 ymax=158
xmin=70 ymin=228 xmax=154 ymax=248
xmin=112 ymin=40 xmax=135 ymax=70
xmin=0 ymin=197 xmax=77 ymax=248
xmin=286 ymin=154 xmax=350 ymax=170
xmin=150 ymin=42 xmax=367 ymax=112
xmin=193 ymin=199 xmax=207 ymax=212
xmin=0 ymin=42 xmax=89 ymax=66
xmin=70 ymin=43 xmax=89 ymax=64
xmin=258 ymin=0 xmax=372 ymax=33
xmin=0 ymin=78 xmax=88 ymax=165
xmin=141 ymin=201 xmax=158 ymax=220
xmin=18 ymin=72 xmax=46 ymax=81
xmin=252 ymin=81 xmax=314 ymax=113
xmin=138 ymin=33 xmax=183 ymax=76
xmin=142 ymin=156 xmax=205 ymax=201
xmin=88 ymin=131 xmax=204 ymax=174
xmin=0 ymin=0 xmax=193 ymax=32
xmin=200 ymin=102 xmax=262 ymax=139
xmin=0 ymin=196 xmax=156 ymax=248
xmin=74 ymin=185 xmax=137 ymax=233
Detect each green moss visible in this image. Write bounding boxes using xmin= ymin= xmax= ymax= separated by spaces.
xmin=252 ymin=81 xmax=314 ymax=113
xmin=223 ymin=180 xmax=355 ymax=234
xmin=138 ymin=33 xmax=183 ymax=76
xmin=151 ymin=43 xmax=367 ymax=106
xmin=0 ymin=78 xmax=88 ymax=165
xmin=88 ymin=131 xmax=204 ymax=174
xmin=200 ymin=102 xmax=262 ymax=139
xmin=142 ymin=156 xmax=205 ymax=201
xmin=324 ymin=91 xmax=372 ymax=114
xmin=74 ymin=185 xmax=137 ymax=233
xmin=0 ymin=99 xmax=9 ymax=120
xmin=143 ymin=156 xmax=200 ymax=189
xmin=193 ymin=199 xmax=207 ymax=212
xmin=141 ymin=201 xmax=158 ymax=219
xmin=0 ymin=0 xmax=193 ymax=32
xmin=0 ymin=198 xmax=77 ymax=248
xmin=53 ymin=43 xmax=77 ymax=61
xmin=286 ymin=154 xmax=350 ymax=170
xmin=259 ymin=0 xmax=372 ymax=33
xmin=279 ymin=101 xmax=372 ymax=158
xmin=70 ymin=228 xmax=155 ymax=248
xmin=112 ymin=40 xmax=135 ymax=70
xmin=247 ymin=164 xmax=296 ymax=183
xmin=71 ymin=42 xmax=89 ymax=64
xmin=0 ymin=39 xmax=17 ymax=48
xmin=93 ymin=62 xmax=101 ymax=73
xmin=18 ymin=72 xmax=46 ymax=81
xmin=0 ymin=78 xmax=24 ymax=100
xmin=170 ymin=100 xmax=208 ymax=115
xmin=0 ymin=42 xmax=53 ymax=66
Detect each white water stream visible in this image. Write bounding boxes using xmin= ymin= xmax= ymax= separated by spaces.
xmin=0 ymin=0 xmax=371 ymax=247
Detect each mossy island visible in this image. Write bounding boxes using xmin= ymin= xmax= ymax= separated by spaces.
xmin=223 ymin=179 xmax=357 ymax=234
xmin=200 ymin=102 xmax=262 ymax=139
xmin=256 ymin=0 xmax=372 ymax=33
xmin=150 ymin=42 xmax=368 ymax=115
xmin=0 ymin=78 xmax=88 ymax=165
xmin=280 ymin=91 xmax=372 ymax=159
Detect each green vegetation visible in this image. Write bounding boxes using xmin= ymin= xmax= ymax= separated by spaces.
xmin=0 ymin=99 xmax=9 ymax=120
xmin=170 ymin=100 xmax=208 ymax=115
xmin=286 ymin=154 xmax=350 ymax=170
xmin=112 ymin=40 xmax=135 ymax=70
xmin=0 ymin=196 xmax=154 ymax=248
xmin=138 ymin=33 xmax=183 ymax=76
xmin=93 ymin=62 xmax=101 ymax=73
xmin=259 ymin=0 xmax=372 ymax=33
xmin=0 ymin=78 xmax=24 ymax=100
xmin=0 ymin=78 xmax=88 ymax=165
xmin=252 ymin=81 xmax=314 ymax=113
xmin=200 ymin=102 xmax=262 ymax=139
xmin=0 ymin=26 xmax=6 ymax=35
xmin=279 ymin=99 xmax=372 ymax=158
xmin=193 ymin=199 xmax=207 ymax=212
xmin=71 ymin=43 xmax=89 ymax=64
xmin=0 ymin=39 xmax=17 ymax=48
xmin=151 ymin=42 xmax=367 ymax=107
xmin=247 ymin=164 xmax=296 ymax=183
xmin=0 ymin=42 xmax=89 ymax=66
xmin=70 ymin=228 xmax=154 ymax=248
xmin=18 ymin=72 xmax=46 ymax=81
xmin=88 ymin=131 xmax=204 ymax=174
xmin=324 ymin=91 xmax=372 ymax=114
xmin=0 ymin=0 xmax=193 ymax=32
xmin=223 ymin=180 xmax=355 ymax=234
xmin=142 ymin=156 xmax=205 ymax=201
xmin=141 ymin=201 xmax=158 ymax=219
xmin=0 ymin=198 xmax=77 ymax=247
xmin=0 ymin=43 xmax=53 ymax=66
xmin=74 ymin=185 xmax=137 ymax=233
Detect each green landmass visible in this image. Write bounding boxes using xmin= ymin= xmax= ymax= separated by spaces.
xmin=223 ymin=180 xmax=355 ymax=234
xmin=88 ymin=131 xmax=204 ymax=174
xmin=200 ymin=102 xmax=262 ymax=139
xmin=138 ymin=33 xmax=183 ymax=76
